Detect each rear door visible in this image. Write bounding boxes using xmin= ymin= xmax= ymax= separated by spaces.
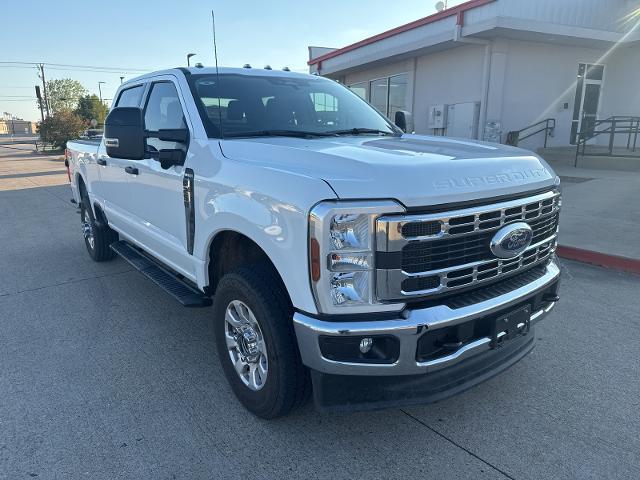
xmin=121 ymin=78 xmax=193 ymax=278
xmin=100 ymin=83 xmax=147 ymax=231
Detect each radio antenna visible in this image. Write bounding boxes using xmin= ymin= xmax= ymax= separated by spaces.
xmin=211 ymin=10 xmax=224 ymax=139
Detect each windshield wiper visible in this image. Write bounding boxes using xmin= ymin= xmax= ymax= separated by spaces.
xmin=325 ymin=128 xmax=399 ymax=136
xmin=224 ymin=129 xmax=332 ymax=139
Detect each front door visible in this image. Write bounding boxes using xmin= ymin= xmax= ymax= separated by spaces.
xmin=122 ymin=79 xmax=194 ymax=279
xmin=571 ymin=63 xmax=604 ymax=144
xmin=99 ymin=83 xmax=147 ymax=232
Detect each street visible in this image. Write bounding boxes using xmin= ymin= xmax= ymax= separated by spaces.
xmin=1 ymin=145 xmax=639 ymax=479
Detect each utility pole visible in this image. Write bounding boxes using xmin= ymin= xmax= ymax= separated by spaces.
xmin=120 ymin=76 xmax=124 ymax=84
xmin=35 ymin=86 xmax=45 ymax=123
xmin=98 ymin=81 xmax=106 ymax=103
xmin=38 ymin=63 xmax=50 ymax=118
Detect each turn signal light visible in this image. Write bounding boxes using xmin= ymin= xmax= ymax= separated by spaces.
xmin=310 ymin=238 xmax=321 ymax=282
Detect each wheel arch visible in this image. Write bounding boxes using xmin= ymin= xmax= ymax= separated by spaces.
xmin=205 ymin=230 xmax=291 ymax=305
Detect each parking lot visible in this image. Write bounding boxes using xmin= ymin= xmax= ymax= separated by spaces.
xmin=1 ymin=145 xmax=639 ymax=479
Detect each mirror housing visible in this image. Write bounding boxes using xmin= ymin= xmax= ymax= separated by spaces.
xmin=158 ymin=149 xmax=186 ymax=169
xmin=104 ymin=107 xmax=145 ymax=159
xmin=156 ymin=129 xmax=189 ymax=143
xmin=394 ymin=110 xmax=407 ymax=133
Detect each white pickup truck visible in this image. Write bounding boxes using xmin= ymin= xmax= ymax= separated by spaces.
xmin=66 ymin=66 xmax=561 ymax=418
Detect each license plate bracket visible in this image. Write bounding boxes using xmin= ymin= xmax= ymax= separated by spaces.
xmin=490 ymin=305 xmax=531 ymax=349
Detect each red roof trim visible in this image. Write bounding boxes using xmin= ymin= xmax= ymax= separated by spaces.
xmin=308 ymin=0 xmax=496 ymax=66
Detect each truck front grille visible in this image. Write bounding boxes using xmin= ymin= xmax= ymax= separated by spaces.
xmin=401 ymin=212 xmax=559 ymax=274
xmin=375 ymin=190 xmax=560 ymax=301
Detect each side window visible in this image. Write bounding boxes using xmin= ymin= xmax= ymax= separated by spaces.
xmin=144 ymin=82 xmax=186 ymax=131
xmin=144 ymin=82 xmax=187 ymax=154
xmin=115 ymin=85 xmax=144 ymax=107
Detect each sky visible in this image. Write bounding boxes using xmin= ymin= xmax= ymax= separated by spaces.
xmin=0 ymin=0 xmax=466 ymax=121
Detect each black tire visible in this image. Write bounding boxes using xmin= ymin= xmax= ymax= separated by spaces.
xmin=213 ymin=265 xmax=310 ymax=419
xmin=80 ymin=186 xmax=118 ymax=262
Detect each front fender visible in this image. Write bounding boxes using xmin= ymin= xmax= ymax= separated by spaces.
xmin=192 ymin=158 xmax=336 ymax=315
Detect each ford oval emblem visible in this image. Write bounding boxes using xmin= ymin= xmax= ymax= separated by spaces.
xmin=490 ymin=222 xmax=533 ymax=259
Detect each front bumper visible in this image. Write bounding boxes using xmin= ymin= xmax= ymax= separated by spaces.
xmin=293 ymin=260 xmax=560 ymax=377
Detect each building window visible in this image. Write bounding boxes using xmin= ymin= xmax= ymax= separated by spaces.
xmin=349 ymin=74 xmax=411 ymax=125
xmin=388 ymin=73 xmax=409 ymax=122
xmin=369 ymin=78 xmax=389 ymax=116
xmin=310 ymin=92 xmax=338 ymax=112
xmin=348 ymin=82 xmax=367 ymax=100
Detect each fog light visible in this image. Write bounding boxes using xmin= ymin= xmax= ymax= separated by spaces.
xmin=359 ymin=337 xmax=374 ymax=353
xmin=319 ymin=335 xmax=400 ymax=364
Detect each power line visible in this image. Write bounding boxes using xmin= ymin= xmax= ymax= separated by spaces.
xmin=0 ymin=61 xmax=149 ymax=74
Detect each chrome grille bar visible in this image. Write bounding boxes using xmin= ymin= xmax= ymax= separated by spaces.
xmin=376 ymin=190 xmax=561 ymax=252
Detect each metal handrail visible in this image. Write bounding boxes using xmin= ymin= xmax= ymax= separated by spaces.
xmin=505 ymin=119 xmax=555 ymax=148
xmin=575 ymin=115 xmax=640 ymax=166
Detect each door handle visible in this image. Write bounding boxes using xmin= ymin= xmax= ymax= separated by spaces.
xmin=97 ymin=158 xmax=107 ymax=166
xmin=124 ymin=166 xmax=139 ymax=175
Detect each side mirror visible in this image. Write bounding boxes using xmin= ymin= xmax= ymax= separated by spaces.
xmin=104 ymin=107 xmax=145 ymax=160
xmin=394 ymin=110 xmax=407 ymax=133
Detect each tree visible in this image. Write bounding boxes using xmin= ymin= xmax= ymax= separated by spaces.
xmin=37 ymin=111 xmax=86 ymax=149
xmin=46 ymin=79 xmax=87 ymax=113
xmin=76 ymin=94 xmax=109 ymax=125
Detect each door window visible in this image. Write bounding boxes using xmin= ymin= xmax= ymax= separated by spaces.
xmin=116 ymin=85 xmax=144 ymax=107
xmin=144 ymin=82 xmax=186 ymax=131
xmin=144 ymin=82 xmax=188 ymax=153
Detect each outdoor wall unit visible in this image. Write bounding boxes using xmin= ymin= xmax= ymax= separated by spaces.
xmin=428 ymin=104 xmax=447 ymax=129
xmin=446 ymin=102 xmax=481 ymax=139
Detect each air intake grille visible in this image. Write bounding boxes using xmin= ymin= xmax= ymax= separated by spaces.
xmin=375 ymin=190 xmax=561 ymax=301
xmin=402 ymin=213 xmax=559 ymax=274
xmin=401 ymin=220 xmax=442 ymax=237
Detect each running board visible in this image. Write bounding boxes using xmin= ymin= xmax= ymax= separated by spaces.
xmin=110 ymin=241 xmax=212 ymax=308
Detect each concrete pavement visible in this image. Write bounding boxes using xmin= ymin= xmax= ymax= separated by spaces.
xmin=0 ymin=143 xmax=67 ymax=192
xmin=0 ymin=148 xmax=639 ymax=479
xmin=552 ymin=164 xmax=640 ymax=263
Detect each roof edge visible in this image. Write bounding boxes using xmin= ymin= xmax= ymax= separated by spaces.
xmin=307 ymin=0 xmax=495 ymax=66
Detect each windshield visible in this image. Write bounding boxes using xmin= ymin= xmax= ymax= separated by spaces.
xmin=189 ymin=73 xmax=400 ymax=138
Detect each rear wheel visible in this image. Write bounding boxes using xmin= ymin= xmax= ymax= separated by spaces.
xmin=213 ymin=265 xmax=310 ymax=419
xmin=80 ymin=187 xmax=118 ymax=262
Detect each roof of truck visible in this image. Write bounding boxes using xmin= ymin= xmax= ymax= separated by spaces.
xmin=123 ymin=66 xmax=315 ymax=86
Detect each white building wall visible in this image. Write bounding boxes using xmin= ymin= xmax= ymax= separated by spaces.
xmin=412 ymin=44 xmax=486 ymax=134
xmin=499 ymin=39 xmax=606 ymax=149
xmin=599 ymin=44 xmax=640 ymax=117
xmin=333 ymin=36 xmax=638 ymax=150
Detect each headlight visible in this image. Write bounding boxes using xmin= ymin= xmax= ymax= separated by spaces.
xmin=309 ymin=200 xmax=406 ymax=314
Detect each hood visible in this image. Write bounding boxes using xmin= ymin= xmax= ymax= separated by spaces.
xmin=219 ymin=134 xmax=557 ymax=208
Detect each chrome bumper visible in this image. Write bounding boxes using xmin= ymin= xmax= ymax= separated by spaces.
xmin=293 ymin=260 xmax=560 ymax=376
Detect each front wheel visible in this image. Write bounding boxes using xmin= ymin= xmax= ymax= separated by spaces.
xmin=80 ymin=190 xmax=118 ymax=262
xmin=213 ymin=265 xmax=310 ymax=419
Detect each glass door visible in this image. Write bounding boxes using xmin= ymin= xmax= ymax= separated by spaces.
xmin=571 ymin=63 xmax=604 ymax=144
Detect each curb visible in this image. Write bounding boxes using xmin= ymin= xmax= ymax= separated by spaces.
xmin=556 ymin=245 xmax=640 ymax=275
